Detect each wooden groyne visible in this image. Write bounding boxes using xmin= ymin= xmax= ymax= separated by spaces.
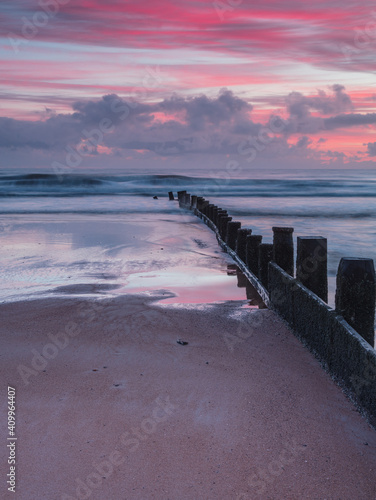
xmin=174 ymin=190 xmax=376 ymax=428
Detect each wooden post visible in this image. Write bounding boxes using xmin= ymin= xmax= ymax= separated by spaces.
xmin=177 ymin=190 xmax=186 ymax=201
xmin=259 ymin=243 xmax=274 ymax=289
xmin=213 ymin=208 xmax=222 ymax=225
xmin=215 ymin=210 xmax=227 ymax=226
xmin=207 ymin=204 xmax=215 ymax=220
xmin=335 ymin=258 xmax=376 ymax=347
xmin=200 ymin=200 xmax=209 ymax=213
xmin=246 ymin=235 xmax=263 ymax=276
xmin=226 ymin=221 xmax=241 ymax=250
xmin=191 ymin=195 xmax=197 ymax=208
xmin=236 ymin=268 xmax=248 ymax=288
xmin=219 ymin=216 xmax=232 ymax=240
xmin=236 ymin=228 xmax=252 ymax=263
xmin=246 ymin=282 xmax=264 ymax=307
xmin=168 ymin=191 xmax=174 ymax=201
xmin=196 ymin=197 xmax=205 ymax=210
xmin=212 ymin=207 xmax=220 ymax=224
xmin=273 ymin=227 xmax=294 ymax=276
xmin=296 ymin=237 xmax=328 ymax=302
xmin=204 ymin=202 xmax=212 ymax=216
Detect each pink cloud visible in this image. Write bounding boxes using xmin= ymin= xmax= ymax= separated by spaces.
xmin=3 ymin=0 xmax=376 ymax=72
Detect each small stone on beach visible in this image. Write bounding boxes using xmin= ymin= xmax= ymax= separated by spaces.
xmin=177 ymin=340 xmax=188 ymax=345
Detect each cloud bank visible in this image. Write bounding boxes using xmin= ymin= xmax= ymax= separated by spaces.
xmin=0 ymin=86 xmax=375 ymax=170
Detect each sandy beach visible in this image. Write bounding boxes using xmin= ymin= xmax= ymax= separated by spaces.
xmin=1 ymin=203 xmax=376 ymax=499
xmin=1 ymin=292 xmax=376 ymax=500
xmin=3 ymin=0 xmax=376 ymax=497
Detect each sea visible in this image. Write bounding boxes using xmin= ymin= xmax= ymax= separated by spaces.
xmin=0 ymin=168 xmax=375 ymax=308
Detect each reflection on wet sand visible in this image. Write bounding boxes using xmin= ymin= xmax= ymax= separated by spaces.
xmin=227 ymin=264 xmax=266 ymax=308
xmin=0 ymin=214 xmax=254 ymax=305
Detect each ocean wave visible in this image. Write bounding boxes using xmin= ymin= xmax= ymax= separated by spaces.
xmin=1 ymin=173 xmax=376 ymax=198
xmin=230 ymin=209 xmax=376 ymax=219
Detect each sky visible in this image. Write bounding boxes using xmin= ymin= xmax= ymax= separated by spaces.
xmin=0 ymin=0 xmax=376 ymax=173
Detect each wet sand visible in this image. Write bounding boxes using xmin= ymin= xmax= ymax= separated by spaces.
xmin=1 ymin=293 xmax=376 ymax=500
xmin=0 ymin=211 xmax=246 ymax=304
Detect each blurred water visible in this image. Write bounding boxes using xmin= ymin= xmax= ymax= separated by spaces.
xmin=0 ymin=169 xmax=375 ymax=307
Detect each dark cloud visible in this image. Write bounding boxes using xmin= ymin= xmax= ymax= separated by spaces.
xmin=0 ymin=91 xmax=257 ymax=156
xmin=0 ymin=115 xmax=82 ymax=150
xmin=286 ymin=85 xmax=352 ymax=118
xmin=324 ymin=151 xmax=347 ymax=160
xmin=285 ymin=85 xmax=354 ymax=133
xmin=155 ymin=90 xmax=252 ymax=131
xmin=366 ymin=142 xmax=376 ymax=156
xmin=280 ymin=85 xmax=376 ymax=136
xmin=0 ymin=88 xmax=374 ymax=165
xmin=324 ymin=113 xmax=376 ymax=130
xmin=296 ymin=136 xmax=311 ymax=148
xmin=72 ymin=94 xmax=150 ymax=125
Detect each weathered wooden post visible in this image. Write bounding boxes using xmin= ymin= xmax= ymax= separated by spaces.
xmin=335 ymin=258 xmax=376 ymax=347
xmin=297 ymin=237 xmax=328 ymax=302
xmin=246 ymin=282 xmax=264 ymax=307
xmin=226 ymin=221 xmax=241 ymax=250
xmin=185 ymin=193 xmax=191 ymax=206
xmin=219 ymin=216 xmax=232 ymax=240
xmin=273 ymin=227 xmax=294 ymax=276
xmin=259 ymin=243 xmax=274 ymax=289
xmin=207 ymin=205 xmax=213 ymax=220
xmin=217 ymin=215 xmax=227 ymax=235
xmin=196 ymin=197 xmax=205 ymax=210
xmin=212 ymin=207 xmax=221 ymax=224
xmin=205 ymin=203 xmax=213 ymax=216
xmin=200 ymin=200 xmax=209 ymax=213
xmin=236 ymin=228 xmax=252 ymax=263
xmin=208 ymin=204 xmax=216 ymax=221
xmin=246 ymin=235 xmax=262 ymax=276
xmin=168 ymin=191 xmax=174 ymax=201
xmin=236 ymin=268 xmax=247 ymax=288
xmin=177 ymin=190 xmax=186 ymax=201
xmin=215 ymin=210 xmax=227 ymax=227
xmin=191 ymin=195 xmax=197 ymax=208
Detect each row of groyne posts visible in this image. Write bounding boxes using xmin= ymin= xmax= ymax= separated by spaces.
xmin=169 ymin=190 xmax=376 ymax=427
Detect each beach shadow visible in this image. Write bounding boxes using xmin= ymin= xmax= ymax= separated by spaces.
xmin=51 ymin=283 xmax=121 ymax=295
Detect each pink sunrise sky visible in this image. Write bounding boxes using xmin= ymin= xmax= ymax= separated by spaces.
xmin=0 ymin=0 xmax=376 ymax=172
